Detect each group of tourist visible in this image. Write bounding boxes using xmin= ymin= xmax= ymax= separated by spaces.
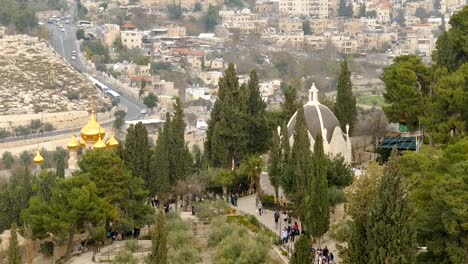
xmin=311 ymin=246 xmax=334 ymax=264
xmin=276 ymin=210 xmax=300 ymax=244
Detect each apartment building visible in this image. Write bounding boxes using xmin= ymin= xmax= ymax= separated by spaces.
xmin=219 ymin=9 xmax=268 ymax=34
xmin=256 ymin=0 xmax=280 ymax=15
xmin=279 ymin=17 xmax=303 ymax=33
xmin=121 ymin=30 xmax=143 ymax=49
xmin=279 ymin=0 xmax=330 ymax=18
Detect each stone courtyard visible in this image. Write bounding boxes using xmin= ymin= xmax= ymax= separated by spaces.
xmin=0 ymin=35 xmax=108 ymax=115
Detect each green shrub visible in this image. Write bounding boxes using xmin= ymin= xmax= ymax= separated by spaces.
xmin=214 ymin=232 xmax=271 ymax=264
xmin=208 ymin=218 xmax=247 ymax=247
xmin=39 ymin=242 xmax=54 ymax=257
xmin=125 ymin=240 xmax=141 ymax=253
xmin=328 ymin=186 xmax=347 ymax=212
xmin=260 ymin=194 xmax=275 ymax=206
xmin=112 ymin=250 xmax=138 ymax=264
xmin=194 ymin=200 xmax=229 ymax=221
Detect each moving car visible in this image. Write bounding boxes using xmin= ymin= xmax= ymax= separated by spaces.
xmin=140 ymin=109 xmax=147 ymax=114
xmin=71 ymin=56 xmax=76 ymax=60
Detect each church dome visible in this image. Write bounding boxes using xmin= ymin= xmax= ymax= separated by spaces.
xmin=93 ymin=136 xmax=107 ymax=149
xmin=67 ymin=134 xmax=80 ymax=150
xmin=33 ymin=148 xmax=44 ymax=165
xmin=287 ymin=83 xmax=341 ymax=142
xmin=80 ymin=110 xmax=106 ymax=144
xmin=106 ymin=133 xmax=119 ymax=149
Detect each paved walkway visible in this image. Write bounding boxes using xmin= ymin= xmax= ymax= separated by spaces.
xmin=235 ymin=194 xmax=343 ymax=263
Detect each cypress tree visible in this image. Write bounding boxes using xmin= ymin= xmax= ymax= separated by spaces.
xmin=267 ymin=128 xmax=281 ymax=201
xmin=8 ymin=223 xmax=22 ymax=264
xmin=367 ymin=149 xmax=416 ymax=263
xmin=124 ymin=123 xmax=151 ymax=183
xmin=290 ymin=235 xmax=312 ymax=264
xmin=306 ymin=133 xmax=329 ymax=239
xmin=147 ymin=210 xmax=167 ymax=264
xmin=281 ymin=85 xmax=299 ymax=122
xmin=168 ymin=98 xmax=192 ymax=183
xmin=334 ymin=59 xmax=357 ymax=135
xmin=246 ymin=70 xmax=269 ymax=154
xmin=149 ymin=128 xmax=170 ymax=198
xmin=205 ymin=63 xmax=248 ymax=168
xmin=280 ymin=122 xmax=294 ymax=194
xmin=286 ymin=106 xmax=314 ymax=222
xmin=55 ymin=157 xmax=65 ymax=179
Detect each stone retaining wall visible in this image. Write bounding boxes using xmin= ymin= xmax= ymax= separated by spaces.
xmin=0 ymin=109 xmax=114 ymax=131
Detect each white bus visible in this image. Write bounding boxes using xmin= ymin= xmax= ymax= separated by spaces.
xmin=78 ymin=20 xmax=93 ymax=27
xmin=87 ymin=75 xmax=109 ymax=93
xmin=105 ymin=90 xmax=121 ymax=103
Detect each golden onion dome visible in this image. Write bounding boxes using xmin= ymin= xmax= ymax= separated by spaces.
xmin=67 ymin=134 xmax=80 ymax=150
xmin=79 ymin=138 xmax=87 ymax=148
xmin=33 ymin=148 xmax=44 ymax=165
xmin=80 ymin=110 xmax=106 ymax=144
xmin=93 ymin=135 xmax=106 ymax=149
xmin=106 ymin=133 xmax=119 ymax=149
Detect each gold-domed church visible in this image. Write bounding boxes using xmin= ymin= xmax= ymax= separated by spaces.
xmin=65 ymin=105 xmax=119 ymax=177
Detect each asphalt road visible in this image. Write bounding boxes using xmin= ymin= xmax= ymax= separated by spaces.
xmin=1 ymin=19 xmax=147 ymax=143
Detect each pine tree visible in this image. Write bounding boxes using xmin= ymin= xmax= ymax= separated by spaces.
xmin=290 ymin=235 xmax=312 ymax=264
xmin=246 ymin=70 xmax=269 ymax=154
xmin=168 ymin=98 xmax=192 ymax=183
xmin=55 ymin=157 xmax=65 ymax=178
xmin=149 ymin=128 xmax=170 ymax=198
xmin=306 ymin=133 xmax=329 ymax=239
xmin=147 ymin=210 xmax=167 ymax=264
xmin=8 ymin=223 xmax=22 ymax=264
xmin=124 ymin=123 xmax=151 ymax=183
xmin=334 ymin=59 xmax=357 ymax=135
xmin=367 ymin=149 xmax=416 ymax=263
xmin=267 ymin=128 xmax=281 ymax=201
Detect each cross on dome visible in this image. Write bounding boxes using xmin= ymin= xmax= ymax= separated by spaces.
xmin=308 ymin=83 xmax=319 ymax=103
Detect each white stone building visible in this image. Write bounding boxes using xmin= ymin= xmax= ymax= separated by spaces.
xmin=286 ymin=84 xmax=352 ymax=163
xmin=279 ymin=0 xmax=330 ymax=18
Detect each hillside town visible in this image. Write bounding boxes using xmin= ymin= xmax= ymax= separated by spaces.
xmin=0 ymin=0 xmax=467 ymax=263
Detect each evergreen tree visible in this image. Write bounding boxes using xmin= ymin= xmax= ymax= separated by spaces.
xmin=55 ymin=157 xmax=65 ymax=179
xmin=124 ymin=122 xmax=151 ymax=184
xmin=281 ymin=85 xmax=299 ymax=122
xmin=280 ymin=122 xmax=294 ymax=194
xmin=306 ymin=133 xmax=330 ymax=239
xmin=8 ymin=223 xmax=22 ymax=264
xmin=285 ymin=106 xmax=313 ymax=221
xmin=290 ymin=235 xmax=312 ymax=264
xmin=205 ymin=64 xmax=248 ymax=168
xmin=149 ymin=128 xmax=170 ymax=198
xmin=0 ymin=167 xmax=33 ymax=232
xmin=77 ymin=150 xmax=154 ymax=229
xmin=267 ymin=128 xmax=281 ymax=201
xmin=246 ymin=70 xmax=269 ymax=154
xmin=366 ymin=150 xmax=416 ymax=263
xmin=334 ymin=59 xmax=357 ymax=135
xmin=147 ymin=210 xmax=167 ymax=264
xmin=359 ymin=3 xmax=366 ymax=17
xmin=346 ymin=2 xmax=354 ymax=17
xmin=169 ymin=98 xmax=192 ymax=183
xmin=338 ymin=0 xmax=348 ymax=17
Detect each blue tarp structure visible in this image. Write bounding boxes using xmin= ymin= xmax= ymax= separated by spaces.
xmin=378 ymin=136 xmax=422 ymax=150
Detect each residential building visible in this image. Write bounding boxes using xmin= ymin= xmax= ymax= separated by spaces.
xmin=186 ymin=86 xmax=212 ymax=101
xmin=279 ymin=0 xmax=330 ymax=18
xmin=279 ymin=17 xmax=303 ymax=33
xmin=121 ymin=30 xmax=143 ymax=49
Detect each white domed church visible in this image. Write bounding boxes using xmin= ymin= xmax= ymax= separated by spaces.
xmin=287 ymin=83 xmax=352 ymax=163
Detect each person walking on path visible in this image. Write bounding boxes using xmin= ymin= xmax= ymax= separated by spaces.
xmin=257 ymin=201 xmax=263 ymax=216
xmin=282 ymin=228 xmax=288 ymax=244
xmin=274 ymin=210 xmax=280 ymax=229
